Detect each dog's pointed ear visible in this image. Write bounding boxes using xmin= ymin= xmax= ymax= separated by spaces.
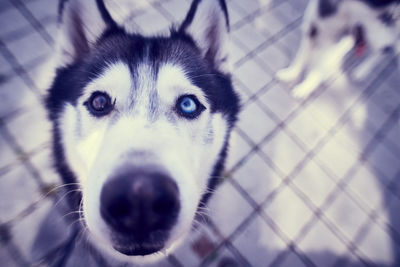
xmin=179 ymin=0 xmax=231 ymax=73
xmin=56 ymin=0 xmax=118 ymax=67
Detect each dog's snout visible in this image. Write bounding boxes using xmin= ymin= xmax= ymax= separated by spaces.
xmin=100 ymin=168 xmax=180 ymax=240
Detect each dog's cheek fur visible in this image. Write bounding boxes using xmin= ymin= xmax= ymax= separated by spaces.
xmin=59 ymin=104 xmax=89 ymax=182
xmin=155 ymin=113 xmax=230 ymax=252
xmin=59 ymin=104 xmax=110 ymax=182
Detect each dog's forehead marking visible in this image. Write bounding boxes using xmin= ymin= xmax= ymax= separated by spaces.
xmin=156 ymin=64 xmax=208 ymax=105
xmin=130 ymin=63 xmax=157 ymax=117
xmin=83 ymin=62 xmax=132 ymax=105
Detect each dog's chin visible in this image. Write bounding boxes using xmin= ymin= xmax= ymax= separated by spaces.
xmin=106 ymin=232 xmax=167 ymax=258
xmin=113 ymin=243 xmax=164 ymax=256
xmin=102 ymin=229 xmax=189 ymax=264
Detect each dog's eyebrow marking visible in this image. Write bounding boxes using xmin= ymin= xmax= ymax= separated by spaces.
xmin=83 ymin=62 xmax=132 ymax=108
xmin=129 ymin=62 xmax=160 ymax=119
xmin=156 ymin=64 xmax=208 ymax=105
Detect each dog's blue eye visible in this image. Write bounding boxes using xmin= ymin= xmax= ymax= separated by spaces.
xmin=180 ymin=97 xmax=197 ymax=113
xmin=84 ymin=91 xmax=114 ymax=117
xmin=176 ymin=95 xmax=205 ymax=119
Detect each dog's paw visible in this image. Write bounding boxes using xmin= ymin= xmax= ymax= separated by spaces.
xmin=275 ymin=68 xmax=299 ymax=83
xmin=292 ymin=84 xmax=314 ymax=99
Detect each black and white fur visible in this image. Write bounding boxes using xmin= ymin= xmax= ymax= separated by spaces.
xmin=276 ymin=0 xmax=400 ymax=98
xmin=46 ymin=0 xmax=239 ymax=263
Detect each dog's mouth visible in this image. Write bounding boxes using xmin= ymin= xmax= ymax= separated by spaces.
xmin=353 ymin=24 xmax=367 ymax=57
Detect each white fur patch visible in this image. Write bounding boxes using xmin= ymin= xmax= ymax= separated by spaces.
xmin=81 ymin=62 xmax=132 ymax=108
xmin=157 ymin=64 xmax=210 ymax=107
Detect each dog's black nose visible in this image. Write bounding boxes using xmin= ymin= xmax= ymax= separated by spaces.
xmin=100 ymin=168 xmax=180 ymax=240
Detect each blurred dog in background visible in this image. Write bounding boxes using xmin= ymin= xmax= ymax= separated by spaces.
xmin=276 ymin=0 xmax=400 ymax=98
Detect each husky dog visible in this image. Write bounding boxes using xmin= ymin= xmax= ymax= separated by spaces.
xmin=276 ymin=0 xmax=400 ymax=98
xmin=45 ymin=0 xmax=239 ymax=263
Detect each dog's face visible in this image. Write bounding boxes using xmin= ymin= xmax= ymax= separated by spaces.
xmin=46 ymin=0 xmax=239 ymax=263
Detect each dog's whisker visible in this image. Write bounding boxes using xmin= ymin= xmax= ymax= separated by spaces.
xmin=189 ymin=221 xmax=204 ymax=237
xmin=76 ymin=225 xmax=90 ymax=245
xmin=45 ymin=182 xmax=81 ymax=194
xmin=66 ymin=218 xmax=86 ymax=233
xmin=195 ymin=209 xmax=210 ymax=215
xmin=61 ymin=210 xmax=84 ymax=220
xmin=51 ymin=189 xmax=83 ymax=209
xmin=188 ymin=73 xmax=225 ymax=79
xmin=196 ymin=207 xmax=211 ymax=215
xmin=29 ymin=183 xmax=81 ymax=205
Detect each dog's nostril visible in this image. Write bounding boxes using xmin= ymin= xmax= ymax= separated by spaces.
xmin=100 ymin=168 xmax=180 ymax=236
xmin=107 ymin=197 xmax=132 ymax=218
xmin=153 ymin=196 xmax=177 ymax=214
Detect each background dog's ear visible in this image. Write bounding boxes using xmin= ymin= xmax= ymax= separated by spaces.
xmin=179 ymin=0 xmax=231 ymax=73
xmin=56 ymin=0 xmax=118 ymax=67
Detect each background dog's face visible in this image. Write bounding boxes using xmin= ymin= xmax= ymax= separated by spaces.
xmin=46 ymin=0 xmax=239 ymax=262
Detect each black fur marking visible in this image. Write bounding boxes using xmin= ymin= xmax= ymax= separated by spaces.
xmin=179 ymin=0 xmax=230 ymax=32
xmin=58 ymin=0 xmax=120 ymax=29
xmin=58 ymin=0 xmax=68 ymax=23
xmin=379 ymin=11 xmax=396 ymax=26
xmin=52 ymin=121 xmax=82 ymax=209
xmin=95 ymin=0 xmax=119 ymax=30
xmin=198 ymin=134 xmax=231 ymax=208
xmin=318 ymin=0 xmax=338 ymax=18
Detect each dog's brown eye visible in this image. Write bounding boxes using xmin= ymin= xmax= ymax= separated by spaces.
xmin=92 ymin=94 xmax=109 ymax=111
xmin=84 ymin=91 xmax=114 ymax=117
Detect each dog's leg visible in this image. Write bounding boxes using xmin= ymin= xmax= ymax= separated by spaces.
xmin=276 ymin=35 xmax=313 ymax=83
xmin=276 ymin=0 xmax=321 ymax=83
xmin=291 ymin=70 xmax=323 ymax=98
xmin=292 ymin=35 xmax=355 ymax=98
